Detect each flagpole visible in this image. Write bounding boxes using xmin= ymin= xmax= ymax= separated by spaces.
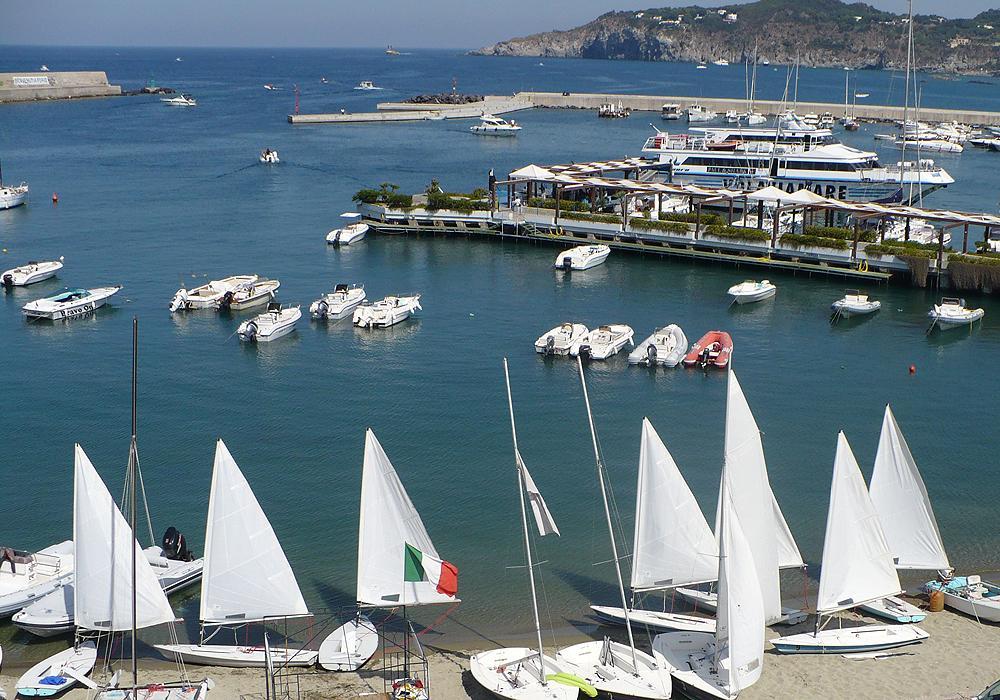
xmin=502 ymin=358 xmax=548 ymax=685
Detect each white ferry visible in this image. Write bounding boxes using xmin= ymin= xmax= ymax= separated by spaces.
xmin=641 ymin=125 xmax=954 ymax=204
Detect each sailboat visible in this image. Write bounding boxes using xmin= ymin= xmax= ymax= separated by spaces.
xmin=770 ymin=433 xmax=929 ymax=654
xmin=155 ymin=441 xmax=315 ymax=668
xmin=653 ymin=460 xmax=765 ymax=700
xmin=556 ymin=359 xmax=673 ymax=699
xmin=469 ymin=359 xmax=582 ymax=700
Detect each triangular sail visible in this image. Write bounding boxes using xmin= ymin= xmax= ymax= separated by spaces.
xmin=200 ymin=440 xmax=309 ymax=624
xmin=716 ymin=479 xmax=765 ymax=697
xmin=772 ymin=488 xmax=804 ymax=570
xmin=816 ymin=432 xmax=902 ymax=615
xmin=73 ymin=444 xmax=176 ymax=632
xmin=357 ymin=429 xmax=456 ymax=607
xmin=723 ymin=373 xmax=781 ymax=624
xmin=869 ymin=406 xmax=950 ymax=571
xmin=631 ymin=418 xmax=717 ymax=592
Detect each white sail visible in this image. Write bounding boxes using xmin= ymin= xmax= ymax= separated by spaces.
xmin=73 ymin=444 xmax=176 ymax=632
xmin=357 ymin=429 xmax=456 ymax=607
xmin=816 ymin=432 xmax=902 ymax=614
xmin=631 ymin=418 xmax=717 ymax=592
xmin=723 ymin=373 xmax=781 ymax=624
xmin=716 ymin=479 xmax=765 ymax=697
xmin=517 ymin=450 xmax=560 ymax=537
xmin=772 ymin=488 xmax=804 ymax=569
xmin=200 ymin=440 xmax=309 ymax=624
xmin=869 ymin=406 xmax=950 ymax=571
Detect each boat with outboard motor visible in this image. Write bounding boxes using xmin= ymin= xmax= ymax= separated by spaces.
xmin=534 ymin=323 xmax=588 ymax=356
xmin=22 ymin=286 xmax=121 ymax=320
xmin=570 ymin=324 xmax=634 ymax=360
xmin=326 ymin=213 xmax=369 ymax=245
xmin=0 ymin=540 xmax=74 ymax=617
xmin=237 ymin=304 xmax=301 ymax=343
xmin=352 ymin=294 xmax=421 ymax=328
xmin=354 ymin=81 xmax=382 ymax=91
xmin=470 ymin=114 xmax=521 ymax=135
xmin=727 ymin=279 xmax=776 ymax=304
xmin=629 ymin=325 xmax=688 ymax=367
xmin=161 ymin=94 xmax=197 ymax=106
xmin=218 ymin=279 xmax=280 ymax=311
xmin=831 ymin=290 xmax=881 ymax=317
xmin=0 ymin=160 xmax=29 ymax=209
xmin=259 ymin=148 xmax=279 ymax=164
xmin=927 ymin=297 xmax=984 ymax=330
xmin=310 ymin=284 xmax=366 ymax=319
xmin=170 ymin=275 xmax=258 ymax=312
xmin=683 ymin=331 xmax=733 ymax=369
xmin=2 ymin=258 xmax=63 ymax=287
xmin=553 ymin=245 xmax=610 ymax=271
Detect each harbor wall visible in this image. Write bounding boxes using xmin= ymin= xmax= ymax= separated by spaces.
xmin=0 ymin=72 xmax=121 ymax=104
xmin=289 ymin=96 xmax=530 ymax=124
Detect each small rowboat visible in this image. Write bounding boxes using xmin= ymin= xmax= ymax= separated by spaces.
xmin=682 ymin=331 xmax=733 ymax=369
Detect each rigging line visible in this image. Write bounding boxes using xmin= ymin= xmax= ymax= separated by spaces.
xmin=132 ymin=448 xmax=156 ymax=547
xmin=530 ymin=526 xmax=559 ymax=653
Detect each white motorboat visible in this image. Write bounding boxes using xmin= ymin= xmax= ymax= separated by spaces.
xmin=259 ymin=148 xmax=279 ymax=164
xmin=217 ymin=278 xmax=280 ymax=311
xmin=470 ymin=647 xmax=579 ymax=700
xmin=881 ymin=216 xmax=947 ymax=246
xmin=470 ymin=114 xmax=522 ymax=135
xmin=831 ymin=289 xmax=881 ymax=317
xmin=354 ymin=80 xmax=382 ymax=90
xmin=771 ymin=433 xmax=928 ymax=654
xmin=318 ymin=615 xmax=378 ymax=671
xmin=16 ymin=641 xmax=97 ymax=697
xmin=237 ymin=303 xmax=301 ymax=342
xmin=326 ymin=213 xmax=369 ymax=245
xmin=924 ymin=575 xmax=1000 ymax=623
xmin=161 ymin=94 xmax=197 ymax=106
xmin=0 ymin=540 xmax=74 ymax=617
xmin=660 ymin=103 xmax=682 ymax=120
xmin=687 ymin=104 xmax=717 ymax=123
xmin=352 ymin=294 xmax=421 ymax=328
xmin=628 ymin=325 xmax=688 ymax=367
xmin=553 ymin=245 xmax=610 ymax=271
xmin=570 ymin=324 xmax=634 ymax=360
xmin=745 ymin=112 xmax=767 ymax=125
xmin=0 ymin=182 xmax=29 ymax=209
xmin=169 ymin=275 xmax=258 ymax=312
xmin=263 ymin=84 xmax=277 ymax=90
xmin=712 ymin=59 xmax=729 ymax=66
xmin=727 ymin=279 xmax=776 ymax=304
xmin=928 ymin=297 xmax=984 ymax=330
xmin=40 ymin=65 xmax=50 ymax=71
xmin=534 ymin=323 xmax=588 ymax=356
xmin=1 ymin=258 xmax=63 ymax=287
xmin=892 ymin=138 xmax=963 ymax=153
xmin=310 ymin=283 xmax=366 ymax=319
xmin=155 ymin=441 xmax=314 ymax=669
xmin=22 ymin=286 xmax=121 ymax=320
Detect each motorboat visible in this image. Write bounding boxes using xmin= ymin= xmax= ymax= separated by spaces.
xmin=928 ymin=297 xmax=984 ymax=330
xmin=16 ymin=641 xmax=97 ymax=697
xmin=40 ymin=65 xmax=50 ymax=71
xmin=217 ymin=278 xmax=280 ymax=311
xmin=831 ymin=289 xmax=881 ymax=317
xmin=881 ymin=216 xmax=948 ymax=246
xmin=259 ymin=148 xmax=279 ymax=164
xmin=696 ymin=64 xmax=707 ymax=70
xmin=169 ymin=275 xmax=258 ymax=312
xmin=892 ymin=138 xmax=963 ymax=153
xmin=555 ymin=638 xmax=671 ymax=700
xmin=161 ymin=94 xmax=197 ymax=106
xmin=470 ymin=114 xmax=522 ymax=135
xmin=1 ymin=258 xmax=63 ymax=287
xmin=0 ymin=540 xmax=74 ymax=617
xmin=534 ymin=323 xmax=588 ymax=356
xmin=385 ymin=46 xmax=400 ymax=56
xmin=326 ymin=212 xmax=369 ymax=245
xmin=310 ymin=283 xmax=366 ymax=319
xmin=318 ymin=615 xmax=379 ymax=671
xmin=570 ymin=324 xmax=634 ymax=360
xmin=924 ymin=575 xmax=1000 ymax=623
xmin=660 ymin=103 xmax=682 ymax=120
xmin=353 ymin=294 xmax=421 ymax=328
xmin=22 ymin=286 xmax=121 ymax=320
xmin=263 ymin=84 xmax=278 ymax=90
xmin=553 ymin=245 xmax=610 ymax=271
xmin=0 ymin=168 xmax=29 ymax=210
xmin=354 ymin=80 xmax=382 ymax=90
xmin=712 ymin=59 xmax=729 ymax=66
xmin=237 ymin=303 xmax=301 ymax=342
xmin=727 ymin=279 xmax=776 ymax=304
xmin=628 ymin=325 xmax=688 ymax=367
xmin=687 ymin=104 xmax=717 ymax=123
xmin=683 ymin=331 xmax=733 ymax=369
xmin=470 ymin=647 xmax=581 ymax=700
xmin=13 ymin=541 xmax=204 ymax=638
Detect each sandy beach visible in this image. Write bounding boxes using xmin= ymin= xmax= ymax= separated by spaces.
xmin=2 ymin=601 xmax=996 ymax=700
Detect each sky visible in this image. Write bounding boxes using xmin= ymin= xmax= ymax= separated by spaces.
xmin=2 ymin=0 xmax=997 ymax=49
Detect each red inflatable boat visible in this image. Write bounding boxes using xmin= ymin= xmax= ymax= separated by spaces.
xmin=683 ymin=331 xmax=734 ymax=369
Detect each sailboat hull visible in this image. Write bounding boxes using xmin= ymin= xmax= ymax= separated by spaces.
xmin=16 ymin=641 xmax=97 ymax=697
xmin=652 ymin=632 xmax=730 ymax=700
xmin=858 ymin=596 xmax=926 ymax=623
xmin=95 ymin=680 xmax=212 ymax=699
xmin=318 ymin=615 xmax=379 ymax=671
xmin=469 ymin=647 xmax=580 ymax=700
xmin=154 ymin=643 xmax=318 ymax=668
xmin=591 ymin=604 xmax=716 ymax=633
xmin=673 ymin=588 xmax=807 ymax=625
xmin=770 ymin=624 xmax=928 ymax=654
xmin=555 ymin=640 xmax=672 ymax=699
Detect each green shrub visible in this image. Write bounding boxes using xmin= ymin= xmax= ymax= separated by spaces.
xmin=948 ymin=253 xmax=1000 ymax=266
xmin=425 ymin=192 xmax=486 ymax=212
xmin=527 ymin=197 xmax=589 ymax=212
xmin=864 ymin=243 xmax=937 ymax=259
xmin=803 ymin=225 xmax=876 ymax=243
xmin=387 ymin=193 xmax=413 ymax=208
xmin=562 ymin=211 xmax=621 ymax=224
xmin=629 ymin=217 xmax=689 ymax=234
xmin=658 ymin=211 xmax=723 ymax=225
xmin=353 ymin=189 xmax=382 ymax=204
xmin=779 ymin=233 xmax=850 ymax=251
xmin=704 ymin=224 xmax=770 ymax=243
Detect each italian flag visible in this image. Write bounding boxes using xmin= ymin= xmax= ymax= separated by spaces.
xmin=403 ymin=543 xmax=458 ymax=597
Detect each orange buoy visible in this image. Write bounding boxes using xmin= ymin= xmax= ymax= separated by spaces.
xmin=928 ymin=588 xmax=945 ymax=612
xmin=51 ymin=192 xmax=59 ymax=203
xmin=909 ymin=364 xmax=916 ymax=375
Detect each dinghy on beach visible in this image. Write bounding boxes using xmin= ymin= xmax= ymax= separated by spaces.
xmin=318 ymin=615 xmax=378 ymax=672
xmin=629 ymin=325 xmax=687 ymax=367
xmin=16 ymin=641 xmax=97 ymax=697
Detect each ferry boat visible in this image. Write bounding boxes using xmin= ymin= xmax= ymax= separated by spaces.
xmin=642 ymin=125 xmax=954 ymax=204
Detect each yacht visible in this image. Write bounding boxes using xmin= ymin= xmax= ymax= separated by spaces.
xmin=260 ymin=148 xmax=280 ymax=164
xmin=385 ymin=46 xmax=401 ymax=56
xmin=170 ymin=275 xmax=258 ymax=312
xmin=327 ymin=213 xmax=369 ymax=245
xmin=0 ymin=160 xmax=29 ymax=209
xmin=2 ymin=258 xmax=63 ymax=287
xmin=535 ymin=323 xmax=588 ymax=356
xmin=687 ymin=104 xmax=717 ymax=123
xmin=354 ymin=80 xmax=383 ymax=91
xmin=22 ymin=286 xmax=121 ymax=320
xmin=310 ymin=283 xmax=366 ymax=319
xmin=353 ymin=294 xmax=421 ymax=328
xmin=237 ymin=304 xmax=301 ymax=342
xmin=642 ymin=125 xmax=954 ymax=203
xmin=570 ymin=324 xmax=634 ymax=360
xmin=928 ymin=298 xmax=984 ymax=330
xmin=660 ymin=103 xmax=682 ymax=120
xmin=554 ymin=245 xmax=610 ymax=270
xmin=161 ymin=94 xmax=197 ymax=106
xmin=470 ymin=114 xmax=521 ymax=136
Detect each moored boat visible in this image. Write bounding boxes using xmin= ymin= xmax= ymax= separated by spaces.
xmin=1 ymin=258 xmax=63 ymax=287
xmin=534 ymin=323 xmax=588 ymax=356
xmin=727 ymin=279 xmax=776 ymax=304
xmin=326 ymin=213 xmax=369 ymax=245
xmin=310 ymin=283 xmax=366 ymax=319
xmin=0 ymin=182 xmax=29 ymax=210
xmin=218 ymin=279 xmax=280 ymax=311
xmin=628 ymin=325 xmax=688 ymax=367
xmin=237 ymin=303 xmax=301 ymax=342
xmin=923 ymin=575 xmax=1000 ymax=623
xmin=660 ymin=103 xmax=682 ymax=120
xmin=831 ymin=289 xmax=881 ymax=317
xmin=22 ymin=286 xmax=121 ymax=320
xmin=259 ymin=148 xmax=279 ymax=164
xmin=354 ymin=80 xmax=382 ymax=90
xmin=687 ymin=104 xmax=717 ymax=123
xmin=570 ymin=324 xmax=634 ymax=360
xmin=170 ymin=275 xmax=258 ymax=312
xmin=352 ymin=294 xmax=421 ymax=328
xmin=553 ymin=245 xmax=610 ymax=271
xmin=0 ymin=540 xmax=74 ymax=618
xmin=928 ymin=297 xmax=984 ymax=330
xmin=682 ymin=331 xmax=733 ymax=369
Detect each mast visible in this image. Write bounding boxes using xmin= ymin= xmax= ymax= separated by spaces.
xmin=502 ymin=359 xmax=547 ymax=684
xmin=129 ymin=316 xmax=138 ymax=690
xmin=576 ymin=358 xmax=639 ymax=670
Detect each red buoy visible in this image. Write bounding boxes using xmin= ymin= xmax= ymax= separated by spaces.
xmin=909 ymin=364 xmax=916 ymax=375
xmin=52 ymin=192 xmax=59 ymax=203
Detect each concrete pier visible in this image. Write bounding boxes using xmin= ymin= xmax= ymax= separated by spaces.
xmin=289 ymin=96 xmax=530 ymax=124
xmin=0 ymin=72 xmax=121 ymax=103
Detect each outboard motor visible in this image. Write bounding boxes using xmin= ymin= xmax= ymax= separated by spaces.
xmin=646 ymin=343 xmax=658 ymax=366
xmin=544 ymin=335 xmax=555 ymax=356
xmin=562 ymin=257 xmax=573 ymax=270
xmin=219 ymin=290 xmax=234 ymax=310
xmin=316 ymin=300 xmax=329 ymax=318
xmin=332 ymin=231 xmax=342 ymax=246
xmin=579 ymin=344 xmax=592 ymax=362
xmin=161 ymin=526 xmax=193 ymax=561
xmin=243 ymin=321 xmax=258 ymax=341
xmin=1 ymin=273 xmax=12 ymax=288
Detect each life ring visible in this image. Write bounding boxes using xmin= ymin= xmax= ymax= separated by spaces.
xmin=857 ymin=259 xmax=869 ymax=272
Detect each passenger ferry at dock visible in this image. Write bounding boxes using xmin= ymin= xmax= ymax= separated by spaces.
xmin=641 ymin=124 xmax=954 ymax=204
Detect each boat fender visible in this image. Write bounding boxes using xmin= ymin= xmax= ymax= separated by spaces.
xmin=547 ymin=673 xmax=598 ymax=697
xmin=909 ymin=364 xmax=916 ymax=375
xmin=646 ymin=343 xmax=658 ymax=366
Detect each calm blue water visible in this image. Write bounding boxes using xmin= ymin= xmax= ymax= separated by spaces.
xmin=1 ymin=47 xmax=999 ymax=657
